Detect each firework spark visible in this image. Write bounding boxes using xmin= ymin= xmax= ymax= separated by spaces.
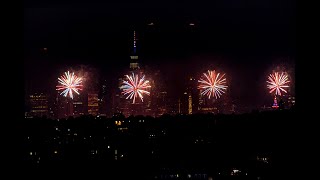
xmin=56 ymin=71 xmax=83 ymax=99
xmin=267 ymin=72 xmax=290 ymax=96
xmin=198 ymin=70 xmax=228 ymax=99
xmin=120 ymin=72 xmax=151 ymax=104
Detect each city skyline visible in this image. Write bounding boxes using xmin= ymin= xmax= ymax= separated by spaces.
xmin=24 ymin=1 xmax=295 ymax=116
xmin=25 ymin=59 xmax=295 ymax=119
xmin=24 ymin=28 xmax=295 ymax=114
xmin=22 ymin=2 xmax=296 ymax=178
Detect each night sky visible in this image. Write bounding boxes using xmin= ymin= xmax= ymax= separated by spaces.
xmin=24 ymin=1 xmax=295 ymax=107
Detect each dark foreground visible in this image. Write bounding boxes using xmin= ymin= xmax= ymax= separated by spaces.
xmin=17 ymin=109 xmax=296 ymax=179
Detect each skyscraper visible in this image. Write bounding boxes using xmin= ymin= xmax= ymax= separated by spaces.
xmin=129 ymin=31 xmax=139 ymax=70
xmin=55 ymin=94 xmax=74 ymax=119
xmin=272 ymin=96 xmax=279 ymax=109
xmin=88 ymin=92 xmax=99 ymax=116
xmin=186 ymin=77 xmax=198 ymax=114
xmin=29 ymin=93 xmax=48 ymax=117
xmin=188 ymin=93 xmax=192 ymax=114
xmin=72 ymin=94 xmax=86 ymax=117
xmin=98 ymin=80 xmax=109 ymax=116
xmin=114 ymin=30 xmax=152 ymax=117
xmin=146 ymin=69 xmax=167 ymax=117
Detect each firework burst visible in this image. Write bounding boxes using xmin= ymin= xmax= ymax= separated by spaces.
xmin=56 ymin=71 xmax=83 ymax=99
xmin=120 ymin=72 xmax=151 ymax=104
xmin=198 ymin=70 xmax=228 ymax=99
xmin=267 ymin=72 xmax=290 ymax=96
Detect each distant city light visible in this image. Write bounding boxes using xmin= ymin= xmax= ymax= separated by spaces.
xmin=115 ymin=121 xmax=122 ymax=126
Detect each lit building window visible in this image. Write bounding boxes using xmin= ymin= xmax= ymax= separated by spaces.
xmin=91 ymin=150 xmax=97 ymax=155
xmin=231 ymin=169 xmax=241 ymax=176
xmin=257 ymin=156 xmax=270 ymax=163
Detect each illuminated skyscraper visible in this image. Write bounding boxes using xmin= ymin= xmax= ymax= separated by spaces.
xmin=188 ymin=93 xmax=192 ymax=114
xmin=187 ymin=77 xmax=198 ymax=114
xmin=29 ymin=93 xmax=48 ymax=117
xmin=72 ymin=94 xmax=86 ymax=117
xmin=88 ymin=93 xmax=99 ymax=116
xmin=129 ymin=31 xmax=139 ymax=70
xmin=272 ymin=96 xmax=279 ymax=109
xmin=114 ymin=30 xmax=153 ymax=117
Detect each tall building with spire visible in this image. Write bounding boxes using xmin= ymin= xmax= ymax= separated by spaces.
xmin=28 ymin=93 xmax=49 ymax=117
xmin=129 ymin=31 xmax=139 ymax=70
xmin=272 ymin=96 xmax=279 ymax=109
xmin=113 ymin=30 xmax=152 ymax=117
